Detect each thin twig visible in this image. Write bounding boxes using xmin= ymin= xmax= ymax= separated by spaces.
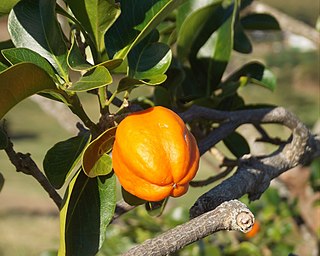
xmin=190 ymin=166 xmax=234 ymax=187
xmin=4 ymin=135 xmax=62 ymax=209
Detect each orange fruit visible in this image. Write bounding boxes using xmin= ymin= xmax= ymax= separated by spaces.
xmin=112 ymin=106 xmax=200 ymax=202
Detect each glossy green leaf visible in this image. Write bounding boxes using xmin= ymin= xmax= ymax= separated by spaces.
xmin=0 ymin=127 xmax=8 ymax=150
xmin=0 ymin=0 xmax=20 ymax=16
xmin=241 ymin=13 xmax=281 ymax=30
xmin=59 ymin=170 xmax=116 ymax=256
xmin=8 ymin=0 xmax=68 ymax=79
xmin=206 ymin=1 xmax=238 ymax=94
xmin=0 ymin=62 xmax=56 ymax=120
xmin=223 ymin=131 xmax=250 ymax=158
xmin=2 ymin=48 xmax=57 ymax=79
xmin=0 ymin=172 xmax=4 ymax=192
xmin=67 ymin=37 xmax=123 ymax=71
xmin=43 ymin=132 xmax=91 ymax=189
xmin=250 ymin=68 xmax=277 ymax=91
xmin=0 ymin=40 xmax=15 ymax=65
xmin=66 ymin=66 xmax=112 ymax=92
xmin=117 ymin=75 xmax=167 ymax=92
xmin=128 ymin=35 xmax=172 ymax=80
xmin=82 ymin=127 xmax=116 ymax=178
xmin=66 ymin=0 xmax=121 ymax=54
xmin=105 ymin=0 xmax=184 ymax=59
xmin=177 ymin=0 xmax=225 ymax=61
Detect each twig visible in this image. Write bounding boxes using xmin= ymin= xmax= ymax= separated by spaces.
xmin=190 ymin=166 xmax=234 ymax=187
xmin=122 ymin=200 xmax=254 ymax=256
xmin=4 ymin=135 xmax=62 ymax=209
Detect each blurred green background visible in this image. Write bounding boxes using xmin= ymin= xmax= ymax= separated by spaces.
xmin=0 ymin=0 xmax=319 ymax=255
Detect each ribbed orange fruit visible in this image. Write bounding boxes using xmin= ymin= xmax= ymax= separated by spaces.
xmin=112 ymin=106 xmax=200 ymax=202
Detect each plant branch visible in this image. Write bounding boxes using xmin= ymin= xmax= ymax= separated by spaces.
xmin=179 ymin=106 xmax=320 ymax=218
xmin=122 ymin=200 xmax=254 ymax=256
xmin=4 ymin=135 xmax=62 ymax=209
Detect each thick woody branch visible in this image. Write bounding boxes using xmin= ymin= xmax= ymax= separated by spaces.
xmin=122 ymin=200 xmax=254 ymax=256
xmin=183 ymin=106 xmax=320 ymax=218
xmin=4 ymin=135 xmax=62 ymax=209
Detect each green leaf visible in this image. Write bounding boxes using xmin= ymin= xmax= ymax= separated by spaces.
xmin=82 ymin=127 xmax=116 ymax=178
xmin=2 ymin=48 xmax=57 ymax=79
xmin=145 ymin=198 xmax=168 ymax=217
xmin=224 ymin=62 xmax=277 ymax=91
xmin=0 ymin=62 xmax=56 ymax=120
xmin=66 ymin=66 xmax=112 ymax=92
xmin=233 ymin=22 xmax=252 ymax=54
xmin=43 ymin=132 xmax=91 ymax=189
xmin=67 ymin=37 xmax=123 ymax=71
xmin=117 ymin=75 xmax=167 ymax=92
xmin=105 ymin=0 xmax=184 ymax=59
xmin=250 ymin=68 xmax=277 ymax=91
xmin=0 ymin=127 xmax=8 ymax=150
xmin=177 ymin=0 xmax=225 ymax=61
xmin=59 ymin=170 xmax=116 ymax=256
xmin=153 ymin=86 xmax=172 ymax=108
xmin=0 ymin=0 xmax=20 ymax=16
xmin=121 ymin=187 xmax=146 ymax=206
xmin=241 ymin=13 xmax=281 ymax=30
xmin=0 ymin=172 xmax=4 ymax=192
xmin=0 ymin=62 xmax=7 ymax=72
xmin=205 ymin=1 xmax=238 ymax=94
xmin=128 ymin=31 xmax=172 ymax=80
xmin=8 ymin=0 xmax=68 ymax=79
xmin=66 ymin=0 xmax=121 ymax=54
xmin=223 ymin=131 xmax=250 ymax=158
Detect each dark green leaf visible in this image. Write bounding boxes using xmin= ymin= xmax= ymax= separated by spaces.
xmin=66 ymin=0 xmax=121 ymax=54
xmin=67 ymin=66 xmax=112 ymax=92
xmin=67 ymin=38 xmax=92 ymax=71
xmin=67 ymin=37 xmax=123 ymax=71
xmin=8 ymin=0 xmax=68 ymax=79
xmin=128 ymin=31 xmax=172 ymax=80
xmin=105 ymin=0 xmax=183 ymax=59
xmin=121 ymin=187 xmax=146 ymax=206
xmin=0 ymin=127 xmax=8 ymax=150
xmin=0 ymin=172 xmax=4 ymax=192
xmin=0 ymin=0 xmax=20 ymax=16
xmin=241 ymin=13 xmax=281 ymax=30
xmin=233 ymin=22 xmax=252 ymax=53
xmin=117 ymin=75 xmax=167 ymax=92
xmin=82 ymin=127 xmax=116 ymax=178
xmin=153 ymin=86 xmax=171 ymax=108
xmin=2 ymin=48 xmax=57 ymax=79
xmin=43 ymin=132 xmax=91 ymax=189
xmin=223 ymin=131 xmax=250 ymax=158
xmin=59 ymin=170 xmax=116 ymax=256
xmin=0 ymin=62 xmax=56 ymax=120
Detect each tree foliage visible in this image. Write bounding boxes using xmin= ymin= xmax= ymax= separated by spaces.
xmin=0 ymin=0 xmax=318 ymax=255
